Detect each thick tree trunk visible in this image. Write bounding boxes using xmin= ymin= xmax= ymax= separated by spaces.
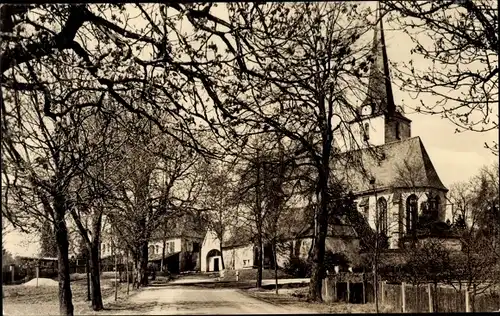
xmin=139 ymin=241 xmax=148 ymax=286
xmin=54 ymin=207 xmax=74 ymax=316
xmin=256 ymin=233 xmax=263 ymax=288
xmin=88 ymin=245 xmax=103 ymax=310
xmin=308 ymin=170 xmax=329 ymax=302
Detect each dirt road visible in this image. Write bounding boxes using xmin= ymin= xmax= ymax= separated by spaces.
xmin=131 ymin=286 xmax=318 ymax=315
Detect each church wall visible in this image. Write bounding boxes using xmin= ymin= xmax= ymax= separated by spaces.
xmin=334 ymin=116 xmax=386 ymax=152
xmin=351 ymin=116 xmax=386 ymax=149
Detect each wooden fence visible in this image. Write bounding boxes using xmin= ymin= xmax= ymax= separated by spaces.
xmin=321 ymin=274 xmax=500 ymax=313
xmin=383 ymin=282 xmax=499 ymax=313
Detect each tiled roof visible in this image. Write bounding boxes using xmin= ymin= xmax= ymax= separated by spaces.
xmin=332 ymin=136 xmax=448 ymax=194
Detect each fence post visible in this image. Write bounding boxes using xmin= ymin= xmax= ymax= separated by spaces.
xmin=465 ymin=288 xmax=471 ymax=312
xmin=347 ymin=279 xmax=351 ymax=303
xmin=325 ymin=277 xmax=329 ymax=302
xmin=402 ymin=282 xmax=406 ymax=313
xmin=334 ymin=275 xmax=337 ymax=302
xmin=362 ymin=273 xmax=366 ymax=304
xmin=428 ymin=283 xmax=433 ymax=313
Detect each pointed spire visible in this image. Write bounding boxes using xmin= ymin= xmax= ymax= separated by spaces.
xmin=360 ymin=2 xmax=396 ymax=116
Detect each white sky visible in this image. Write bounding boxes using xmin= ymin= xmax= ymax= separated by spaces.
xmin=3 ymin=2 xmax=497 ymax=257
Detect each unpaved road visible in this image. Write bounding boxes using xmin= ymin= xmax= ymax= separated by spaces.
xmin=132 ymin=286 xmax=318 ymax=314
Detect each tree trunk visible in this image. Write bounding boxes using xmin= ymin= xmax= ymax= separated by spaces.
xmin=126 ymin=251 xmax=130 ymax=295
xmin=273 ymin=240 xmax=278 ymax=295
xmin=88 ymin=245 xmax=103 ymax=310
xmin=219 ymin=241 xmax=225 ymax=270
xmin=256 ymin=233 xmax=263 ymax=288
xmin=54 ymin=206 xmax=74 ymax=316
xmin=139 ymin=241 xmax=148 ymax=287
xmin=308 ymin=170 xmax=329 ymax=302
xmin=161 ymin=239 xmax=166 ymax=272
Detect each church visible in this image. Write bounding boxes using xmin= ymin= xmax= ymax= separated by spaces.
xmin=331 ymin=14 xmax=454 ymax=250
xmin=200 ymin=15 xmax=456 ymax=272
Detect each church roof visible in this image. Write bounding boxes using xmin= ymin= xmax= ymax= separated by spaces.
xmin=333 ymin=136 xmax=448 ymax=194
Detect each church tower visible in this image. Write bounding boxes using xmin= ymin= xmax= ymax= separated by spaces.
xmin=350 ymin=11 xmax=412 ymax=149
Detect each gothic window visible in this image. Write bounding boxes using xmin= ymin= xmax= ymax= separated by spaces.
xmin=377 ymin=197 xmax=388 ymax=235
xmin=363 ymin=123 xmax=370 ymax=141
xmin=406 ymin=194 xmax=418 ymax=234
xmin=433 ymin=195 xmax=441 ymax=220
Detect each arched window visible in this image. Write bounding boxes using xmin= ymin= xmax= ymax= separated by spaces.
xmin=148 ymin=245 xmax=155 ymax=255
xmin=377 ymin=197 xmax=388 ymax=235
xmin=434 ymin=195 xmax=441 ymax=220
xmin=406 ymin=194 xmax=418 ymax=234
xmin=363 ymin=123 xmax=370 ymax=141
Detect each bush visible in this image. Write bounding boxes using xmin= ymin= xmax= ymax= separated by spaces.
xmin=284 ymin=257 xmax=312 ymax=278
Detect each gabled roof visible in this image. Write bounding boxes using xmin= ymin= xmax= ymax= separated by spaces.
xmin=333 ymin=136 xmax=448 ymax=194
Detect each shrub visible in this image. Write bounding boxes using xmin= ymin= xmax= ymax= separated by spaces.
xmin=284 ymin=257 xmax=312 ymax=278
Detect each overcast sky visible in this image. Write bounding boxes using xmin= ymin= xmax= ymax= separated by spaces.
xmin=3 ymin=2 xmax=497 ymax=258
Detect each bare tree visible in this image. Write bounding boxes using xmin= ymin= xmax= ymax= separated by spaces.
xmin=198 ymin=160 xmax=239 ymax=271
xmin=106 ymin=117 xmax=202 ymax=288
xmin=448 ymin=162 xmax=500 ymax=310
xmin=181 ymin=2 xmax=377 ymax=301
xmin=385 ymin=1 xmax=499 ymax=154
xmin=1 ymin=88 xmax=105 ymax=315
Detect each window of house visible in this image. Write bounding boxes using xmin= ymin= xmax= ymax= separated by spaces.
xmin=102 ymin=244 xmax=106 ymax=253
xmin=155 ymin=245 xmax=159 ymax=254
xmin=169 ymin=242 xmax=175 ymax=253
xmin=149 ymin=245 xmax=155 ymax=255
xmin=406 ymin=194 xmax=418 ymax=234
xmin=377 ymin=197 xmax=388 ymax=235
xmin=396 ymin=122 xmax=401 ymax=140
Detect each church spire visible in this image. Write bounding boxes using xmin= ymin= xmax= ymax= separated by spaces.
xmin=360 ymin=4 xmax=396 ymax=116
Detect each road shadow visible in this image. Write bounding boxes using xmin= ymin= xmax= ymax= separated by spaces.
xmin=156 ymin=300 xmax=237 ymax=311
xmin=103 ymin=301 xmax=157 ymax=312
